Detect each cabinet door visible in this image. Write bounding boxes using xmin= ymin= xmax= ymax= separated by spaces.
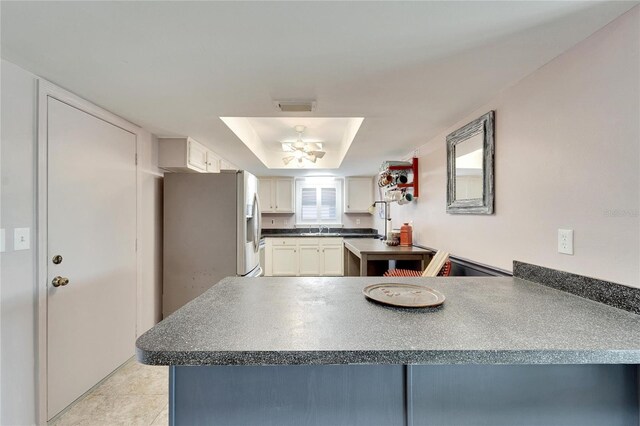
xmin=345 ymin=177 xmax=373 ymax=213
xmin=322 ymin=245 xmax=344 ymax=276
xmin=187 ymin=139 xmax=208 ymax=172
xmin=275 ymin=178 xmax=294 ymax=213
xmin=259 ymin=178 xmax=274 ymax=213
xmin=206 ymin=151 xmax=220 ymax=173
xmin=272 ymin=246 xmax=297 ymax=276
xmin=298 ymin=246 xmax=321 ymax=276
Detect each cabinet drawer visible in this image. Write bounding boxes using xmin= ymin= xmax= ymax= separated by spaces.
xmin=320 ymin=238 xmax=344 ymax=246
xmin=268 ymin=238 xmax=298 ymax=246
xmin=297 ymin=238 xmax=320 ymax=246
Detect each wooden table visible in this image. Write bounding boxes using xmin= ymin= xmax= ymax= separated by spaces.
xmin=343 ymin=238 xmax=433 ymax=276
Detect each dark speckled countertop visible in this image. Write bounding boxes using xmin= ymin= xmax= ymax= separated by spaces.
xmin=262 ymin=228 xmax=380 ymax=239
xmin=136 ymin=276 xmax=640 ymax=366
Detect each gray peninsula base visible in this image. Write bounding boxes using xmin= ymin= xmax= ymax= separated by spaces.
xmin=169 ymin=364 xmax=638 ymax=426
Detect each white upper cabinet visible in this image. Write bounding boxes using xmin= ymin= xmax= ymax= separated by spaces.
xmin=258 ymin=178 xmax=275 ymax=212
xmin=158 ymin=137 xmax=230 ymax=174
xmin=274 ymin=178 xmax=294 ymax=213
xmin=186 ymin=138 xmax=208 ymax=172
xmin=344 ymin=177 xmax=374 ymax=213
xmin=259 ymin=177 xmax=294 ymax=213
xmin=205 ymin=151 xmax=220 ymax=173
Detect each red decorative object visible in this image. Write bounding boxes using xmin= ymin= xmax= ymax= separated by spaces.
xmin=400 ymin=223 xmax=412 ymax=246
xmin=387 ymin=157 xmax=419 ymax=198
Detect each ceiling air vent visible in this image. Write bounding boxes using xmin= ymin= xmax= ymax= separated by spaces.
xmin=273 ymin=100 xmax=316 ymax=112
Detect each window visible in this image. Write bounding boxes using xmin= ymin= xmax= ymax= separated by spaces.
xmin=295 ymin=178 xmax=343 ymax=226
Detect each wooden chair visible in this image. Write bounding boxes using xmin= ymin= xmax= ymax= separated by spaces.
xmin=383 ymin=251 xmax=451 ymax=277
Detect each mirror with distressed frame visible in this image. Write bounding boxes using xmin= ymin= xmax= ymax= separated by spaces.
xmin=446 ymin=111 xmax=494 ymax=214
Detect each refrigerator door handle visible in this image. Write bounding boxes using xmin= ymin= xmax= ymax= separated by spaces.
xmin=253 ymin=193 xmax=262 ymax=253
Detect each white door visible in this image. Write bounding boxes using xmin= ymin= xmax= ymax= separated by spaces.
xmin=47 ymin=97 xmax=137 ymax=419
xmin=322 ymin=245 xmax=344 ymax=276
xmin=271 ymin=246 xmax=297 ymax=276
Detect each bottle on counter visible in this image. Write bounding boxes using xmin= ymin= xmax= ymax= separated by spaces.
xmin=400 ymin=222 xmax=413 ymax=246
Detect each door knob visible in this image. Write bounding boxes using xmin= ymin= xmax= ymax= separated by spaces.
xmin=52 ymin=276 xmax=69 ymax=288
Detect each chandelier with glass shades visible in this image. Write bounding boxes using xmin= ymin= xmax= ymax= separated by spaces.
xmin=281 ymin=125 xmax=326 ymax=166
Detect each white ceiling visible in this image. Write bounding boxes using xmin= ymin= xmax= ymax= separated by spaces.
xmin=1 ymin=1 xmax=636 ymax=176
xmin=220 ymin=116 xmax=364 ymax=169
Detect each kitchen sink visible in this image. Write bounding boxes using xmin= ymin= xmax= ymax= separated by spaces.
xmin=299 ymin=232 xmax=342 ymax=237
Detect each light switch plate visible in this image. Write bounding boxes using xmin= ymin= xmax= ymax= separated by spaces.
xmin=558 ymin=229 xmax=573 ymax=255
xmin=14 ymin=227 xmax=30 ymax=251
xmin=0 ymin=229 xmax=5 ymax=252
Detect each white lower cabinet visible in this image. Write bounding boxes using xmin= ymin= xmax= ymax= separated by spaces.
xmin=321 ymin=245 xmax=344 ymax=276
xmin=271 ymin=246 xmax=298 ymax=276
xmin=298 ymin=246 xmax=321 ymax=276
xmin=265 ymin=237 xmax=343 ymax=277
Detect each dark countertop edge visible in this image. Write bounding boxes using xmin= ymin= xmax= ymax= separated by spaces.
xmin=263 ymin=234 xmax=381 ymax=239
xmin=262 ymin=228 xmax=380 ymax=239
xmin=136 ymin=348 xmax=640 ymax=367
xmin=343 ymin=239 xmax=431 ymax=255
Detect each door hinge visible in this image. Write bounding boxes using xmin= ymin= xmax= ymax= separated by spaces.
xmin=135 ymin=153 xmax=138 ymax=165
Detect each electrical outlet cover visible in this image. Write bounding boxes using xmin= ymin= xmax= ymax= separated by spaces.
xmin=14 ymin=227 xmax=30 ymax=251
xmin=558 ymin=229 xmax=574 ymax=255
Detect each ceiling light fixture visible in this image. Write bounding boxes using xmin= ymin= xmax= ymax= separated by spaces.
xmin=282 ymin=125 xmax=326 ymax=167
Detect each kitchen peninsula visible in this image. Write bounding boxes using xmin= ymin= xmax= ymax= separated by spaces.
xmin=137 ymin=275 xmax=640 ymax=425
xmin=343 ymin=238 xmax=432 ymax=276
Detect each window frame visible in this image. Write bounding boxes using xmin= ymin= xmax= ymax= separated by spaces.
xmin=294 ymin=178 xmax=344 ymax=227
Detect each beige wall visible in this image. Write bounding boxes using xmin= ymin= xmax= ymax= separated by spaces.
xmin=380 ymin=7 xmax=639 ymax=288
xmin=137 ymin=134 xmax=164 ymax=334
xmin=1 ymin=59 xmax=38 ymax=426
xmin=0 ymin=59 xmax=164 ymax=424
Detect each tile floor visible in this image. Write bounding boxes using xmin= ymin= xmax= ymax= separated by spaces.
xmin=49 ymin=358 xmax=168 ymax=426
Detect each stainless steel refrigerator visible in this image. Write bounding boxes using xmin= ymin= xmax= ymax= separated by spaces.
xmin=162 ymin=170 xmax=262 ymax=317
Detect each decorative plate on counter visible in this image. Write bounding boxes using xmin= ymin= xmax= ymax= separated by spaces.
xmin=362 ymin=283 xmax=445 ymax=308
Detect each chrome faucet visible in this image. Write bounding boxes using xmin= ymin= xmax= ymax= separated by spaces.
xmin=319 ymin=224 xmax=329 ymax=234
xmin=370 ymin=201 xmax=391 ymax=240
